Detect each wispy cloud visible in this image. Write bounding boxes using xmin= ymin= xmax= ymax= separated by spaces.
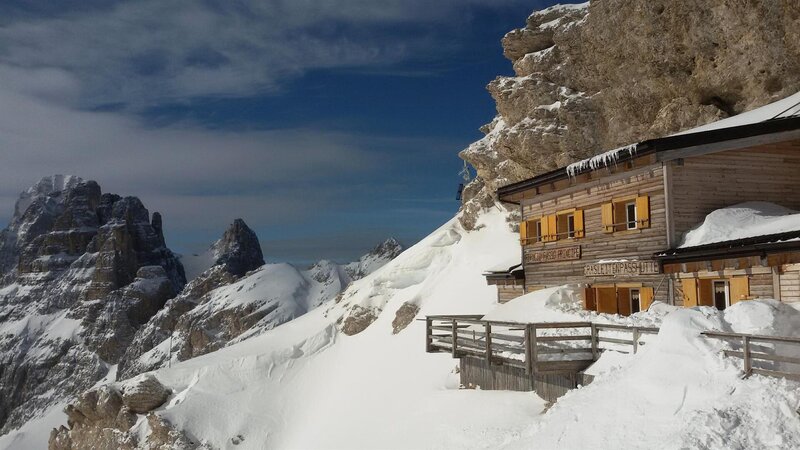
xmin=0 ymin=0 xmax=527 ymax=108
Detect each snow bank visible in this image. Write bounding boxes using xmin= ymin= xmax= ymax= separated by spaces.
xmin=502 ymin=300 xmax=800 ymax=450
xmin=679 ymin=201 xmax=800 ymax=248
xmin=482 ymin=285 xmax=666 ymax=328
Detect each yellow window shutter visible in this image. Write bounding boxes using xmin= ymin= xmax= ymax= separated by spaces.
xmin=640 ymin=287 xmax=654 ymax=310
xmin=574 ymin=209 xmax=585 ymax=238
xmin=681 ymin=279 xmax=698 ymax=307
xmin=547 ymin=215 xmax=557 ymax=241
xmin=636 ymin=195 xmax=651 ymax=228
xmin=596 ymin=287 xmax=618 ymax=314
xmin=519 ymin=220 xmax=528 ymax=245
xmin=539 ymin=216 xmax=549 ymax=242
xmin=730 ymin=277 xmax=750 ymax=304
xmin=601 ymin=203 xmax=614 ymax=233
xmin=617 ymin=287 xmax=631 ymax=316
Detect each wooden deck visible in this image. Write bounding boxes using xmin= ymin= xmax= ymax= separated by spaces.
xmin=425 ymin=315 xmax=658 ymax=401
xmin=426 ymin=316 xmax=800 ymax=402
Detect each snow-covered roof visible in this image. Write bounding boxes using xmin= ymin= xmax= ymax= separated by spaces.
xmin=678 ymin=202 xmax=800 ymax=249
xmin=566 ymin=143 xmax=637 ymax=177
xmin=674 ymin=91 xmax=800 ymax=136
xmin=566 ymin=90 xmax=800 ymax=177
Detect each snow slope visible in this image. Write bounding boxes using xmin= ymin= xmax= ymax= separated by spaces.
xmin=679 ymin=201 xmax=800 ymax=248
xmin=501 ymin=300 xmax=800 ymax=450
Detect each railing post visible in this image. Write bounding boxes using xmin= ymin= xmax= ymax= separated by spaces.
xmin=632 ymin=327 xmax=640 ymax=354
xmin=530 ymin=324 xmax=538 ymax=376
xmin=590 ymin=323 xmax=598 ymax=361
xmin=485 ymin=322 xmax=492 ymax=364
xmin=425 ymin=317 xmax=433 ymax=352
xmin=524 ymin=325 xmax=532 ymax=375
xmin=451 ymin=319 xmax=458 ymax=358
xmin=742 ymin=335 xmax=752 ymax=377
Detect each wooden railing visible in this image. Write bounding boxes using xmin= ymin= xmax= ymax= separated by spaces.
xmin=702 ymin=331 xmax=800 ymax=381
xmin=425 ymin=316 xmax=658 ymax=375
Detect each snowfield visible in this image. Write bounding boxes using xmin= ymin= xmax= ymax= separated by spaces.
xmin=3 ymin=209 xmax=800 ymax=449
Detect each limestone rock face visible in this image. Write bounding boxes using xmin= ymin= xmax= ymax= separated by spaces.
xmin=0 ymin=176 xmax=185 ymax=434
xmin=211 ymin=218 xmax=265 ymax=277
xmin=459 ymin=0 xmax=800 ymax=228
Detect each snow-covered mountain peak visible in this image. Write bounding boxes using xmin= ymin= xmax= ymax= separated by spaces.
xmin=344 ymin=237 xmax=403 ymax=280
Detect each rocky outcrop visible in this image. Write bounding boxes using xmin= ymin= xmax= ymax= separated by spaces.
xmin=116 ymin=219 xmax=265 ymax=378
xmin=211 ymin=218 xmax=265 ymax=277
xmin=459 ymin=0 xmax=800 ymax=228
xmin=0 ymin=176 xmax=185 ymax=434
xmin=120 ymin=374 xmax=171 ymax=414
xmin=50 ymin=376 xmax=200 ymax=450
xmin=391 ymin=302 xmax=420 ymax=334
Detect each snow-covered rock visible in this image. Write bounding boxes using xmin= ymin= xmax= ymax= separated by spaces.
xmin=0 ymin=176 xmax=185 ymax=437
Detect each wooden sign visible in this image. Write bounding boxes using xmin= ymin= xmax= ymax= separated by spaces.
xmin=525 ymin=246 xmax=581 ymax=264
xmin=584 ymin=260 xmax=660 ymax=277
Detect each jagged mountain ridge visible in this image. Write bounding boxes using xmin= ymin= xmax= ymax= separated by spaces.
xmin=459 ymin=0 xmax=800 ymax=228
xmin=118 ymin=234 xmax=403 ymax=379
xmin=0 ymin=176 xmax=186 ymax=434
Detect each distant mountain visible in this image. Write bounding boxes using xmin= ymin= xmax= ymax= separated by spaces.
xmin=118 ymin=233 xmax=403 ymax=379
xmin=0 ymin=175 xmax=185 ymax=434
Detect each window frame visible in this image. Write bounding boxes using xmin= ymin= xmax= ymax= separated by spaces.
xmin=625 ymin=201 xmax=637 ymax=230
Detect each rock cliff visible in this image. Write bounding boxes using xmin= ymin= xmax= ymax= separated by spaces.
xmin=459 ymin=0 xmax=800 ymax=229
xmin=0 ymin=176 xmax=185 ymax=434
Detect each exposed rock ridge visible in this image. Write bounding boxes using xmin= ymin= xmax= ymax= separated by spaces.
xmin=0 ymin=176 xmax=185 ymax=434
xmin=459 ymin=0 xmax=800 ymax=229
xmin=211 ymin=218 xmax=265 ymax=277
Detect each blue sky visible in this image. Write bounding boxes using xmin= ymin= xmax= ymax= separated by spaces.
xmin=0 ymin=0 xmax=553 ymax=264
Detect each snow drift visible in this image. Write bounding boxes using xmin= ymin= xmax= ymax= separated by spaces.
xmin=680 ymin=201 xmax=800 ymax=248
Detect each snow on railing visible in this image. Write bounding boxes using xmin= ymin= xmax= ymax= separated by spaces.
xmin=566 ymin=143 xmax=638 ymax=178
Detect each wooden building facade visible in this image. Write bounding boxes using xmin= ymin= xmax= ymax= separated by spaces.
xmin=495 ymin=116 xmax=800 ymax=314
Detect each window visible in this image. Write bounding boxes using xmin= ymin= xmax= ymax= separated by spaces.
xmin=557 ymin=212 xmax=576 ymax=239
xmin=519 ymin=219 xmax=542 ymax=245
xmin=630 ymin=289 xmax=641 ymax=314
xmin=601 ymin=196 xmax=650 ymax=233
xmin=625 ymin=202 xmax=637 ymax=229
xmin=713 ymin=280 xmax=729 ymax=310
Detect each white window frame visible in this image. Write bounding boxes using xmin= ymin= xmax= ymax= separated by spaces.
xmin=625 ymin=202 xmax=637 ymax=230
xmin=630 ymin=288 xmax=641 ymax=313
xmin=566 ymin=213 xmax=575 ymax=239
xmin=712 ymin=280 xmax=730 ymax=310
